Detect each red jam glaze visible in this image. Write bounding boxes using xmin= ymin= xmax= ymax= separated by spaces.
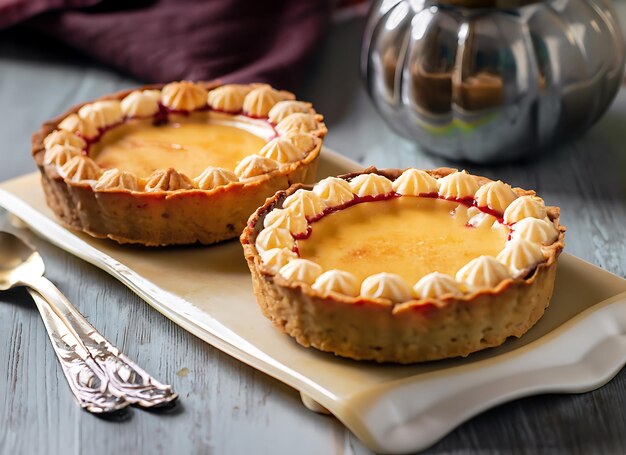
xmin=152 ymin=103 xmax=171 ymax=126
xmin=291 ymin=226 xmax=312 ymax=241
xmin=443 ymin=196 xmax=475 ymax=207
xmin=76 ymin=121 xmax=124 ymax=154
xmin=475 ymin=205 xmax=505 ymax=223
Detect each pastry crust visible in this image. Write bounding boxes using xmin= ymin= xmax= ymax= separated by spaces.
xmin=32 ymin=82 xmax=325 ymax=246
xmin=241 ymin=167 xmax=566 ymax=363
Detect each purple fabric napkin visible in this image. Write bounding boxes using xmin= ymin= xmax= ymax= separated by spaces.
xmin=0 ymin=0 xmax=332 ymax=90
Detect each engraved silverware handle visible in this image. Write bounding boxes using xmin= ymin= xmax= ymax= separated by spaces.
xmin=24 ymin=275 xmax=178 ymax=408
xmin=28 ymin=289 xmax=129 ymax=413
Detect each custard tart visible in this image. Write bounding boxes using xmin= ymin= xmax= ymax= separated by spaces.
xmin=32 ymin=81 xmax=326 ymax=245
xmin=241 ymin=168 xmax=565 ymax=363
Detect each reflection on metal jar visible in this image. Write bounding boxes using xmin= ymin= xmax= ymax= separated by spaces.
xmin=361 ymin=0 xmax=625 ymax=163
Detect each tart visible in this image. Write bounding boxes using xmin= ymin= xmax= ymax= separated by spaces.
xmin=241 ymin=168 xmax=565 ymax=363
xmin=32 ymin=81 xmax=326 ymax=246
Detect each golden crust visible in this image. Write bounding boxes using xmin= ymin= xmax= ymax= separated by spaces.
xmin=32 ymin=82 xmax=326 ymax=246
xmin=241 ymin=167 xmax=566 ymax=363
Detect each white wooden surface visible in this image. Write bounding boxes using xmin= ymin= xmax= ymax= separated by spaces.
xmin=0 ymin=12 xmax=625 ymax=455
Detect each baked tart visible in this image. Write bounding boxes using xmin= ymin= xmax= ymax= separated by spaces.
xmin=241 ymin=168 xmax=565 ymax=363
xmin=32 ymin=81 xmax=326 ymax=245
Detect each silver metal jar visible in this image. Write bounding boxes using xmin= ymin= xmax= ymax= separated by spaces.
xmin=361 ymin=0 xmax=625 ymax=163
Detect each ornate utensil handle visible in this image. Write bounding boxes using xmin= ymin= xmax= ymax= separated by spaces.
xmin=25 ymin=276 xmax=178 ymax=408
xmin=28 ymin=289 xmax=129 ymax=413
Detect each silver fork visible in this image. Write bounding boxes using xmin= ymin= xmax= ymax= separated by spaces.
xmin=0 ymin=231 xmax=177 ymax=413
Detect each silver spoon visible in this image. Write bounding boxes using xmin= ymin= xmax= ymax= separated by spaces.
xmin=0 ymin=231 xmax=177 ymax=412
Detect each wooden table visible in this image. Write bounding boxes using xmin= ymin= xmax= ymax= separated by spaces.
xmin=1 ymin=15 xmax=625 ymax=454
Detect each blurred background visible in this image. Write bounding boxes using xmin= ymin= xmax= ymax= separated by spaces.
xmin=1 ymin=0 xmax=625 ymax=171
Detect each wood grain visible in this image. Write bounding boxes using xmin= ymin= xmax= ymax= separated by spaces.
xmin=1 ymin=19 xmax=625 ymax=455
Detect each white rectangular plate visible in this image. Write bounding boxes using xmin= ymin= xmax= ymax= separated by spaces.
xmin=1 ymin=148 xmax=625 ymax=453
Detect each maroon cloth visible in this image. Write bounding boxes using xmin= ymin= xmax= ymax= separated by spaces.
xmin=0 ymin=0 xmax=99 ymax=27
xmin=1 ymin=0 xmax=332 ymax=90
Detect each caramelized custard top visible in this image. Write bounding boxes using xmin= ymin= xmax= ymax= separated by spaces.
xmin=91 ymin=115 xmax=267 ymax=178
xmin=297 ymin=197 xmax=508 ymax=283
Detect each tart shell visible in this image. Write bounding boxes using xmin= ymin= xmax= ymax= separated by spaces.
xmin=241 ymin=167 xmax=566 ymax=363
xmin=32 ymin=82 xmax=324 ymax=246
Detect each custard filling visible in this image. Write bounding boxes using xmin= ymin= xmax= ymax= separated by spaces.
xmin=91 ymin=114 xmax=268 ymax=178
xmin=297 ymin=197 xmax=508 ymax=284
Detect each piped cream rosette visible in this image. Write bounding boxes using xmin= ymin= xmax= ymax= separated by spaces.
xmin=41 ymin=81 xmax=326 ymax=193
xmin=253 ymin=168 xmax=564 ymax=304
